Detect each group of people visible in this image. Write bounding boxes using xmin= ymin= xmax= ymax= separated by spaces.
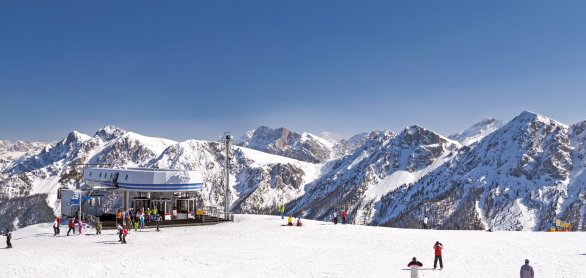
xmin=116 ymin=207 xmax=163 ymax=232
xmin=406 ymin=241 xmax=445 ymax=278
xmin=280 ymin=204 xmax=304 ymax=227
xmin=407 ymin=241 xmax=444 ymax=278
xmin=65 ymin=217 xmax=84 ymax=236
xmin=406 ymin=241 xmax=535 ymax=278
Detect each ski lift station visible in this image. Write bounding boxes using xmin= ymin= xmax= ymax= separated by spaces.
xmin=60 ymin=134 xmax=234 ymax=225
xmin=61 ymin=167 xmax=210 ymax=221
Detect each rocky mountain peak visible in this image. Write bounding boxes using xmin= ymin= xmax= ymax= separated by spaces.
xmin=237 ymin=126 xmax=333 ymax=163
xmin=449 ymin=118 xmax=504 ymax=146
xmin=94 ymin=125 xmax=127 ymax=141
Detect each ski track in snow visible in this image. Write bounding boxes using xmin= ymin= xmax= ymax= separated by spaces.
xmin=1 ymin=214 xmax=585 ymax=278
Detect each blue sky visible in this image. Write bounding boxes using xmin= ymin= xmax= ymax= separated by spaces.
xmin=1 ymin=1 xmax=586 ymax=142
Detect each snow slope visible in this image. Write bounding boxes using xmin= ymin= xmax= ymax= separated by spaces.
xmin=2 ymin=214 xmax=585 ymax=278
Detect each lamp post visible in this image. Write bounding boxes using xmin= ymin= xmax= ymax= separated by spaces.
xmin=223 ymin=132 xmax=232 ymax=220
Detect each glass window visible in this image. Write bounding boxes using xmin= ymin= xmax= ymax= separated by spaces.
xmin=89 ymin=172 xmax=92 ymax=177
xmin=99 ymin=173 xmax=102 ymax=178
xmin=125 ymin=174 xmax=128 ymax=180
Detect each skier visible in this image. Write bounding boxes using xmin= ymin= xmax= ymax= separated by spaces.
xmin=116 ymin=209 xmax=123 ymax=226
xmin=56 ymin=216 xmax=61 ymax=235
xmin=279 ymin=204 xmax=285 ymax=219
xmin=423 ymin=217 xmax=428 ymax=229
xmin=129 ymin=208 xmax=135 ymax=223
xmin=117 ymin=224 xmax=123 ymax=242
xmin=53 ymin=217 xmax=59 ymax=236
xmin=152 ymin=208 xmax=158 ymax=222
xmin=67 ymin=218 xmax=76 ymax=236
xmin=139 ymin=213 xmax=145 ymax=230
xmin=433 ymin=241 xmax=443 ymax=270
xmin=4 ymin=228 xmax=12 ymax=248
xmin=342 ymin=209 xmax=347 ymax=224
xmin=125 ymin=212 xmax=132 ymax=231
xmin=296 ymin=215 xmax=303 ymax=227
xmin=407 ymin=257 xmax=423 ymax=278
xmin=287 ymin=215 xmax=293 ymax=226
xmin=333 ymin=211 xmax=338 ymax=225
xmin=121 ymin=227 xmax=128 ymax=244
xmin=78 ymin=218 xmax=83 ymax=235
xmin=520 ymin=259 xmax=534 ymax=278
xmin=96 ymin=220 xmax=102 ymax=235
xmin=156 ymin=214 xmax=162 ymax=232
xmin=133 ymin=219 xmax=139 ymax=232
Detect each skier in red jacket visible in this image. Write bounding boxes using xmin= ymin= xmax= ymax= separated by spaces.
xmin=121 ymin=227 xmax=128 ymax=244
xmin=67 ymin=218 xmax=76 ymax=236
xmin=341 ymin=209 xmax=347 ymax=224
xmin=434 ymin=241 xmax=443 ymax=269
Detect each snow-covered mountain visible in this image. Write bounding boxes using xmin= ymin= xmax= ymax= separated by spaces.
xmin=0 ymin=140 xmax=47 ymax=171
xmin=289 ymin=127 xmax=461 ymax=224
xmin=332 ymin=132 xmax=370 ymax=157
xmin=0 ymin=125 xmax=321 ymax=228
xmin=237 ymin=126 xmax=334 ymax=163
xmin=3 ymin=111 xmax=586 ymax=232
xmin=373 ymin=111 xmax=573 ymax=231
xmin=448 ymin=118 xmax=504 ymax=146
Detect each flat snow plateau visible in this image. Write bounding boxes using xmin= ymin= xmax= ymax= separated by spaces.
xmin=1 ymin=215 xmax=585 ymax=277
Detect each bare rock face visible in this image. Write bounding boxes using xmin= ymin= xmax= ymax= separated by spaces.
xmin=238 ymin=126 xmax=333 ymax=163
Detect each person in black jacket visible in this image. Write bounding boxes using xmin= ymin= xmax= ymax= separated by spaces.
xmin=5 ymin=228 xmax=12 ymax=248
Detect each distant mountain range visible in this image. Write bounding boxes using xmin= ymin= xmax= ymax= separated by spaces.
xmin=2 ymin=111 xmax=586 ymax=232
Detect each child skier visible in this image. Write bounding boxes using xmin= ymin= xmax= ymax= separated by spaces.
xmin=53 ymin=217 xmax=59 ymax=236
xmin=333 ymin=211 xmax=338 ymax=224
xmin=341 ymin=209 xmax=347 ymax=224
xmin=117 ymin=224 xmax=123 ymax=242
xmin=121 ymin=227 xmax=128 ymax=244
xmin=78 ymin=219 xmax=83 ymax=235
xmin=67 ymin=218 xmax=75 ymax=236
xmin=433 ymin=241 xmax=444 ymax=269
xmin=56 ymin=216 xmax=61 ymax=235
xmin=407 ymin=257 xmax=423 ymax=278
xmin=287 ymin=215 xmax=293 ymax=226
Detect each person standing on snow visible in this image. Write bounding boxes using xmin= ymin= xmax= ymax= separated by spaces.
xmin=4 ymin=228 xmax=12 ymax=248
xmin=121 ymin=227 xmax=128 ymax=244
xmin=96 ymin=220 xmax=102 ymax=235
xmin=287 ymin=215 xmax=293 ymax=226
xmin=116 ymin=209 xmax=123 ymax=226
xmin=117 ymin=224 xmax=123 ymax=242
xmin=520 ymin=259 xmax=534 ymax=278
xmin=279 ymin=204 xmax=285 ymax=219
xmin=156 ymin=214 xmax=162 ymax=232
xmin=67 ymin=218 xmax=76 ymax=236
xmin=78 ymin=218 xmax=83 ymax=235
xmin=407 ymin=257 xmax=423 ymax=278
xmin=423 ymin=217 xmax=428 ymax=229
xmin=53 ymin=217 xmax=59 ymax=236
xmin=333 ymin=211 xmax=338 ymax=225
xmin=433 ymin=241 xmax=443 ymax=269
xmin=56 ymin=216 xmax=61 ymax=235
xmin=341 ymin=208 xmax=347 ymax=224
